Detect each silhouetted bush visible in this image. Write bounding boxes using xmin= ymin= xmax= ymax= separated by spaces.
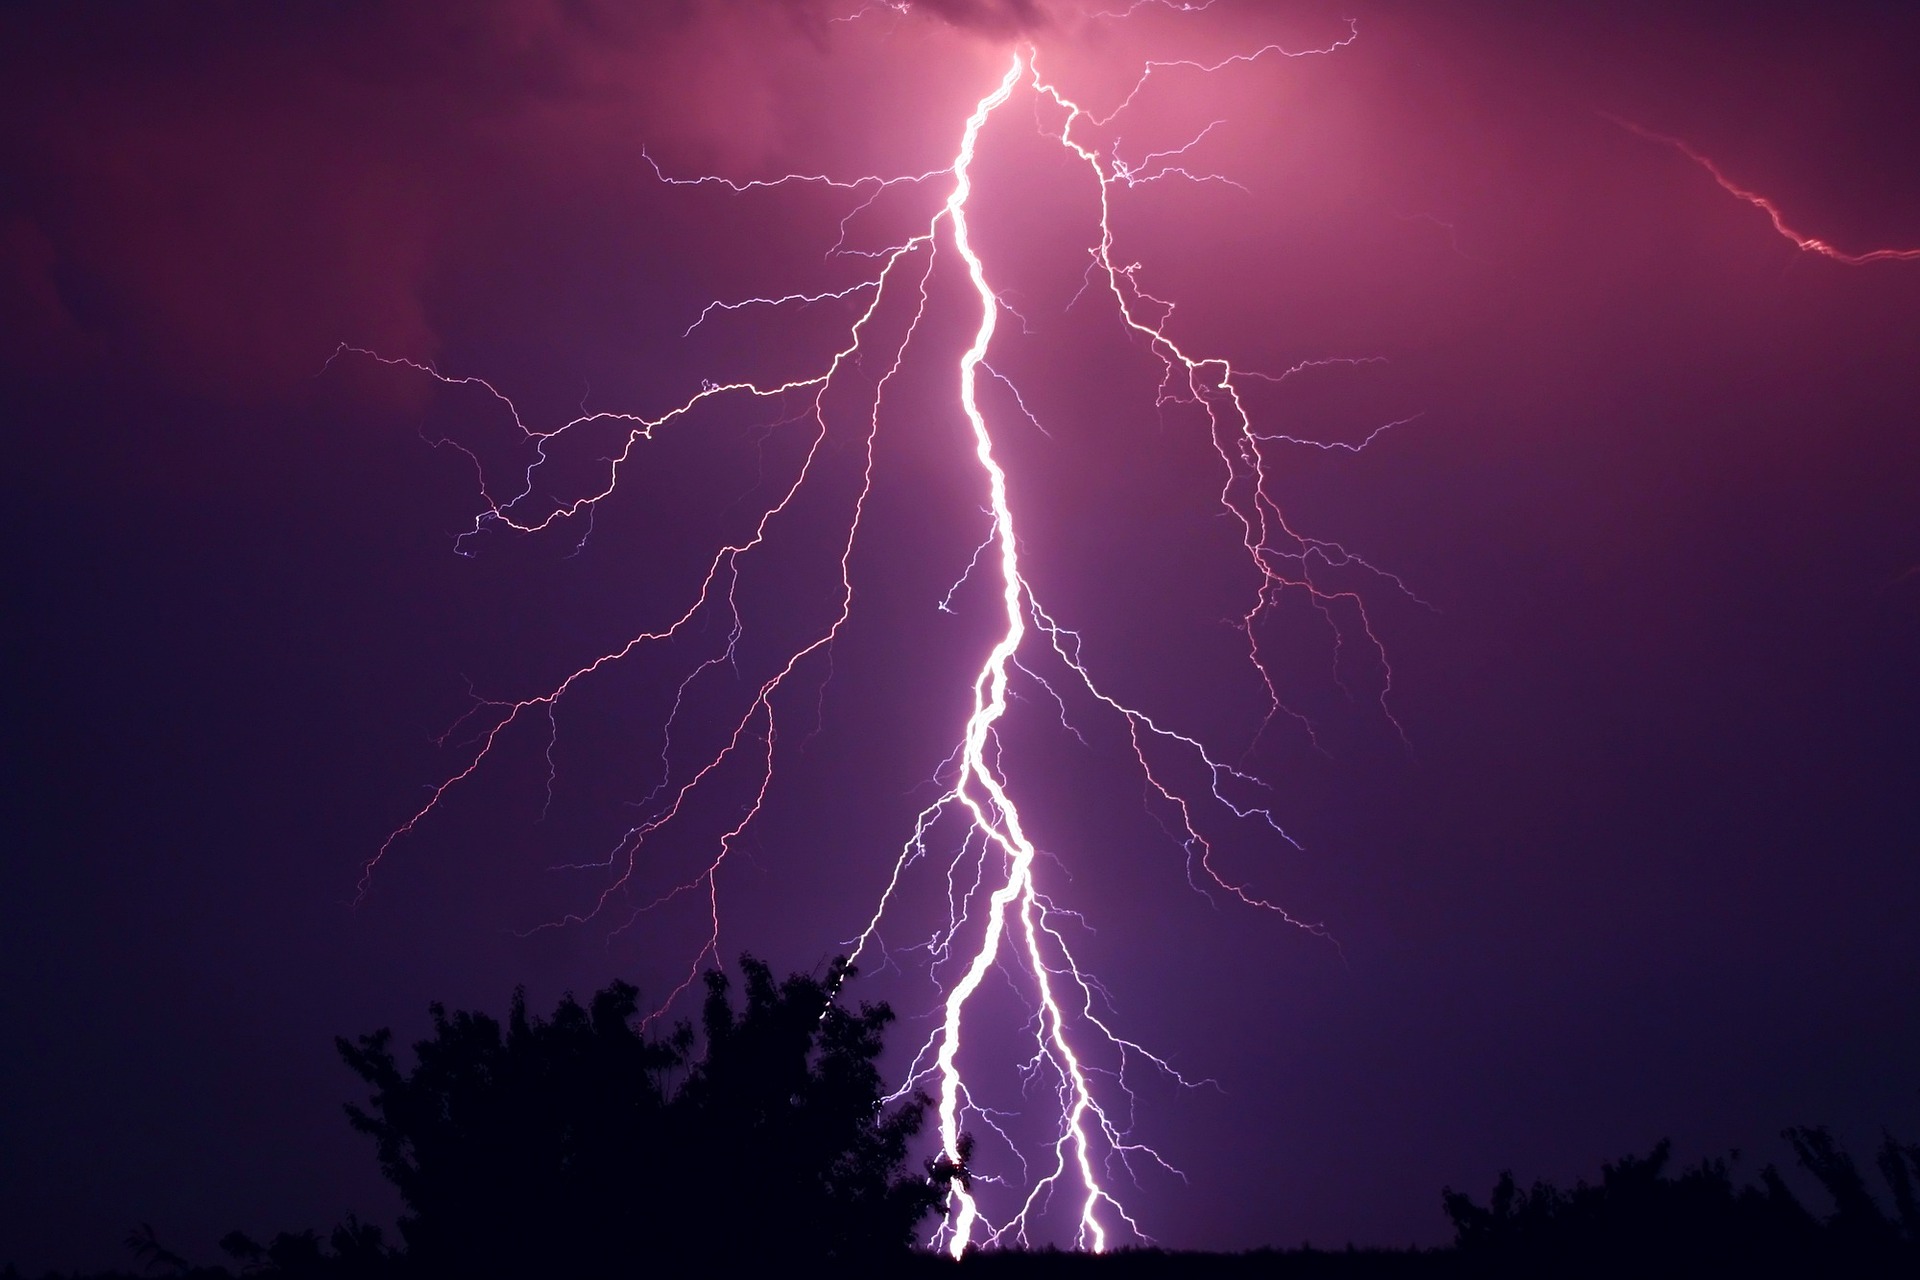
xmin=335 ymin=955 xmax=941 ymax=1276
xmin=1441 ymin=1128 xmax=1920 ymax=1277
xmin=216 ymin=1216 xmax=397 ymax=1278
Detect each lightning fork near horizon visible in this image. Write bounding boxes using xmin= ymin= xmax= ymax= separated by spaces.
xmin=351 ymin=14 xmax=1405 ymax=1254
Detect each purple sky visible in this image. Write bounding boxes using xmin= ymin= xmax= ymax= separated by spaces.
xmin=6 ymin=1 xmax=1919 ymax=1270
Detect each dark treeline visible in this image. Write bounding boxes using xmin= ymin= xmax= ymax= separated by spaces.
xmin=14 ymin=965 xmax=1918 ymax=1279
xmin=332 ymin=955 xmax=949 ymax=1276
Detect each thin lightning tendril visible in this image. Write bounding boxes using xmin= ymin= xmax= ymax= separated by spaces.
xmin=1606 ymin=114 xmax=1920 ymax=265
xmin=348 ymin=15 xmax=1405 ymax=1254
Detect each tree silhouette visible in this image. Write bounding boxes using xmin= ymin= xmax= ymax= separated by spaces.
xmin=218 ymin=1216 xmax=396 ymax=1278
xmin=124 ymin=1223 xmax=188 ymax=1276
xmin=1442 ymin=1128 xmax=1920 ymax=1276
xmin=336 ymin=956 xmax=941 ymax=1275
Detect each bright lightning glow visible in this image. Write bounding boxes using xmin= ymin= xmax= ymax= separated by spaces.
xmin=346 ymin=9 xmax=1408 ymax=1254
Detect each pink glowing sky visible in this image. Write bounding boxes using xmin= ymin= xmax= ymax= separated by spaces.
xmin=5 ymin=2 xmax=1918 ymax=1269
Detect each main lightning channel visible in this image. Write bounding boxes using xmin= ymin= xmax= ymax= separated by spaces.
xmin=852 ymin=37 xmax=1389 ymax=1251
xmin=911 ymin=49 xmax=1123 ymax=1256
xmin=356 ymin=16 xmax=1396 ymax=1254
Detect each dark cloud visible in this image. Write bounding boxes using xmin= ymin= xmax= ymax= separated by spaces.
xmin=0 ymin=2 xmax=834 ymax=398
xmin=0 ymin=215 xmax=88 ymax=371
xmin=0 ymin=0 xmax=1071 ymax=402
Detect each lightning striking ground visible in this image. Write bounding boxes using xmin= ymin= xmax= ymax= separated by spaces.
xmin=348 ymin=12 xmax=1403 ymax=1254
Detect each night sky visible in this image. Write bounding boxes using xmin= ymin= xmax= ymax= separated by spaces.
xmin=6 ymin=1 xmax=1919 ymax=1271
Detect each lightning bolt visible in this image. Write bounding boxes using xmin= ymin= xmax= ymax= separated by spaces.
xmin=1607 ymin=114 xmax=1920 ymax=265
xmin=344 ymin=9 xmax=1406 ymax=1253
